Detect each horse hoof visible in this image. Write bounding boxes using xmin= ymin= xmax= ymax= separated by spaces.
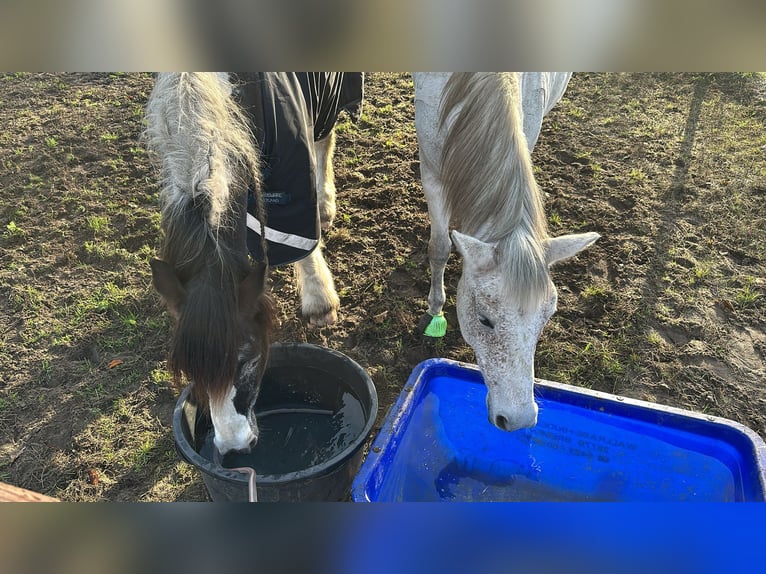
xmin=319 ymin=204 xmax=335 ymax=232
xmin=418 ymin=312 xmax=447 ymax=338
xmin=308 ymin=308 xmax=338 ymax=327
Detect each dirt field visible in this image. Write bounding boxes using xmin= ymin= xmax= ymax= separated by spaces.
xmin=1 ymin=73 xmax=764 ymax=501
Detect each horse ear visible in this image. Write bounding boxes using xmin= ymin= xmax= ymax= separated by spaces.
xmin=451 ymin=230 xmax=497 ymax=271
xmin=239 ymin=262 xmax=268 ymax=313
xmin=150 ymin=258 xmax=186 ymax=317
xmin=545 ymin=232 xmax=600 ymax=266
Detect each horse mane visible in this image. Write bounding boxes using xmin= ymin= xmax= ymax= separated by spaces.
xmin=439 ymin=72 xmax=550 ymax=309
xmin=145 ymin=72 xmax=266 ymax=263
xmin=145 ymin=73 xmax=272 ymax=406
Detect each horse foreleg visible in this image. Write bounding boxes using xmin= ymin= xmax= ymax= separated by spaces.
xmin=294 ymin=245 xmax=340 ymax=326
xmin=314 ymin=130 xmax=337 ymax=232
xmin=421 ymin=169 xmax=451 ymax=338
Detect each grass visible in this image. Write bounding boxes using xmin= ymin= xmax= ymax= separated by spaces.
xmin=628 ymin=167 xmax=646 ymax=182
xmin=582 ymin=284 xmax=609 ymax=299
xmin=567 ymin=107 xmax=586 ymax=119
xmin=87 ymin=215 xmax=109 ymax=235
xmin=24 ymin=174 xmax=44 ymax=189
xmin=0 ymin=72 xmax=184 ymax=501
xmin=5 ymin=220 xmax=22 ymax=236
xmin=539 ymin=335 xmax=633 ymax=395
xmin=735 ymin=285 xmax=761 ymax=308
xmin=646 ymin=331 xmax=665 ymax=347
xmin=150 ymin=368 xmax=170 ymax=385
xmin=690 ymin=262 xmax=712 ymax=285
xmin=0 ymin=391 xmax=19 ymax=412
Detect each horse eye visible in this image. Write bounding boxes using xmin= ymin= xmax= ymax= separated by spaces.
xmin=478 ymin=314 xmax=495 ymax=329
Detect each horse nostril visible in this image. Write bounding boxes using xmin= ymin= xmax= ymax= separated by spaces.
xmin=495 ymin=414 xmax=509 ymax=430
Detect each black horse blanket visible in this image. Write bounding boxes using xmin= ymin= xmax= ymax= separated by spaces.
xmin=232 ymin=72 xmax=364 ymax=266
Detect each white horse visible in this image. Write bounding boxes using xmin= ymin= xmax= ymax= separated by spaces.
xmin=301 ymin=73 xmax=599 ymax=432
xmin=413 ymin=72 xmax=599 ymax=431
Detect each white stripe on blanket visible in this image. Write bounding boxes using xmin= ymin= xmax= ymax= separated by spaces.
xmin=246 ymin=212 xmax=318 ymax=252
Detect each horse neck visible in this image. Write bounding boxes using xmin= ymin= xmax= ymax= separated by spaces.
xmin=440 ymin=73 xmax=548 ymax=244
xmin=440 ymin=73 xmax=550 ymax=309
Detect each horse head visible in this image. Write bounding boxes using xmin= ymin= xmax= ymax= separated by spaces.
xmin=451 ymin=229 xmax=599 ymax=432
xmin=151 ymin=255 xmax=275 ymax=455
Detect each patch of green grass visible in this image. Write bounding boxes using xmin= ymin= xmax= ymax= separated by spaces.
xmin=87 ymin=215 xmax=109 ymax=235
xmin=540 ymin=333 xmax=634 ymax=394
xmin=44 ymin=136 xmax=58 ymax=148
xmin=646 ymin=331 xmax=664 ymax=347
xmin=735 ymin=285 xmax=761 ymax=308
xmin=567 ymin=107 xmax=585 ymax=119
xmin=581 ymin=340 xmax=629 ymax=383
xmin=100 ymin=131 xmax=119 ymax=142
xmin=628 ymin=167 xmax=646 ymax=182
xmin=98 ymin=311 xmax=146 ymax=352
xmin=74 ymin=282 xmax=130 ymax=321
xmin=690 ymin=262 xmax=711 ymax=285
xmin=79 ymin=381 xmax=107 ymax=402
xmin=343 ymin=154 xmax=361 ymax=167
xmin=14 ymin=285 xmax=45 ymax=312
xmin=120 ymin=311 xmax=138 ymax=330
xmin=24 ymin=174 xmax=44 ymax=189
xmin=132 ymin=436 xmax=157 ymax=472
xmin=582 ymin=284 xmax=609 ymax=299
xmin=35 ymin=358 xmax=54 ymax=385
xmin=5 ymin=220 xmax=23 ymax=237
xmin=374 ymin=103 xmax=394 ymax=116
xmin=51 ymin=333 xmax=72 ymax=346
xmin=84 ymin=240 xmax=139 ymax=265
xmin=384 ymin=136 xmax=406 ymax=149
xmin=334 ymin=118 xmax=357 ymax=135
xmin=150 ymin=368 xmax=170 ymax=385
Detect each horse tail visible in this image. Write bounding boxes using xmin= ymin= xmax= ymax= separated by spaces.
xmin=145 ymin=73 xmax=265 ymax=257
xmin=439 ymin=73 xmax=550 ymax=309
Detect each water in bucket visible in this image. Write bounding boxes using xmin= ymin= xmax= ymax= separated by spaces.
xmin=200 ymin=391 xmax=367 ymax=476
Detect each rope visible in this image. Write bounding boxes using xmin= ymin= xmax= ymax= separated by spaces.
xmin=213 ymin=447 xmax=258 ymax=502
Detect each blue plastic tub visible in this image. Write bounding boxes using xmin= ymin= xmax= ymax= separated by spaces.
xmin=352 ymin=359 xmax=766 ymax=502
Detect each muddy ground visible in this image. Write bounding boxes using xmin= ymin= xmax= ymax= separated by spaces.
xmin=0 ymin=73 xmax=764 ymax=501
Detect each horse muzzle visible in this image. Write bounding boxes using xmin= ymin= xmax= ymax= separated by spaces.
xmin=487 ymin=397 xmax=538 ymax=432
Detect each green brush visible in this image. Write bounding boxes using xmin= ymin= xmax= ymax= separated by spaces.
xmin=423 ymin=312 xmax=447 ymax=338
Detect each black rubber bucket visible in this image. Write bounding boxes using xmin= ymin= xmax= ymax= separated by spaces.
xmin=172 ymin=342 xmax=378 ymax=502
